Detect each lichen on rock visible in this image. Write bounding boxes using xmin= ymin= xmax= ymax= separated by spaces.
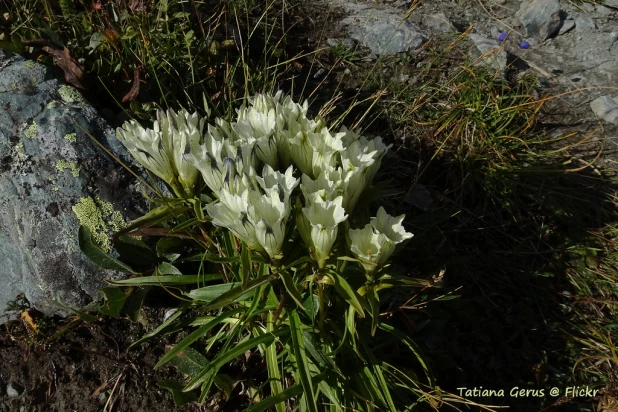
xmin=23 ymin=121 xmax=37 ymax=139
xmin=55 ymin=159 xmax=80 ymax=177
xmin=64 ymin=133 xmax=77 ymax=143
xmin=71 ymin=196 xmax=126 ymax=252
xmin=58 ymin=85 xmax=85 ymax=104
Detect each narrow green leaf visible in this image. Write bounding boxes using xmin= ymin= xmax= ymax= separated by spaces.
xmin=367 ymin=287 xmax=380 ymax=336
xmin=78 ymin=226 xmax=136 ymax=273
xmin=187 ymin=282 xmax=247 ymax=302
xmin=279 ymin=270 xmax=306 ymax=310
xmin=183 ymin=328 xmax=287 ymax=392
xmin=289 ymin=309 xmax=318 ymax=412
xmin=184 ymin=251 xmax=240 ymax=263
xmin=328 ymin=270 xmax=365 ymax=318
xmin=114 ymin=204 xmax=191 ymax=237
xmin=214 ymin=374 xmax=235 ymax=399
xmin=378 ymin=323 xmax=435 ymax=386
xmin=109 ymin=274 xmax=220 ymax=286
xmin=241 ymin=242 xmax=251 ymax=287
xmin=128 ymin=306 xmax=185 ymax=350
xmin=203 ymin=274 xmax=276 ymax=311
xmin=265 ymin=312 xmax=285 ymax=412
xmin=360 ymin=340 xmax=396 ymax=411
xmin=155 ymin=307 xmax=246 ymax=369
xmin=245 ymin=384 xmax=303 ymax=412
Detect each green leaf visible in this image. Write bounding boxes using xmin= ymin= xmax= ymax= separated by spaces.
xmin=78 ymin=226 xmax=136 ymax=273
xmin=187 ymin=282 xmax=246 ymax=302
xmin=202 ymin=274 xmax=276 ymax=311
xmin=328 ymin=270 xmax=365 ymax=318
xmin=40 ymin=28 xmax=65 ymax=48
xmin=113 ymin=236 xmax=159 ymax=266
xmin=245 ymin=384 xmax=303 ymax=412
xmin=241 ymin=242 xmax=251 ymax=287
xmin=114 ymin=204 xmax=191 ymax=238
xmin=359 ymin=340 xmax=396 ymax=411
xmin=289 ymin=310 xmax=318 ymax=412
xmin=109 ymin=274 xmax=220 ymax=286
xmin=128 ymin=306 xmax=186 ymax=350
xmin=367 ymin=287 xmax=380 ymax=336
xmin=168 ymin=346 xmax=208 ymax=377
xmin=156 ymin=237 xmax=185 ymax=260
xmin=183 ymin=328 xmax=287 ymax=392
xmin=378 ymin=323 xmax=435 ymax=387
xmin=157 ymin=380 xmax=198 ymax=406
xmin=155 ymin=307 xmax=246 ymax=369
xmin=214 ymin=374 xmax=236 ymax=399
xmin=279 ymin=270 xmax=306 ymax=311
xmin=89 ymin=32 xmax=106 ymax=51
xmin=265 ymin=312 xmax=285 ymax=412
xmin=157 ymin=261 xmax=182 ymax=275
xmin=122 ymin=286 xmax=148 ymax=322
xmin=96 ymin=287 xmax=130 ymax=318
xmin=184 ymin=251 xmax=240 ymax=264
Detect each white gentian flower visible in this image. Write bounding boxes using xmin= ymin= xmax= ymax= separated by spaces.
xmin=116 ymin=119 xmax=185 ymax=197
xmin=206 ymin=200 xmax=264 ymax=252
xmin=157 ymin=109 xmax=204 ymax=195
xmin=339 ymin=125 xmax=362 ymax=148
xmin=349 ymin=207 xmax=413 ymax=276
xmin=302 ymin=196 xmax=348 ymax=267
xmin=348 ymin=224 xmax=384 ymax=274
xmin=361 ymin=136 xmax=392 ymax=186
xmin=308 ymin=127 xmax=345 ymax=177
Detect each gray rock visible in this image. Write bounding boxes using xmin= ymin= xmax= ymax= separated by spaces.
xmin=574 ymin=14 xmax=596 ymax=32
xmin=596 ymin=5 xmax=612 ymax=16
xmin=604 ymin=0 xmax=618 ymax=7
xmin=6 ymin=382 xmax=24 ymax=398
xmin=467 ymin=34 xmax=507 ymax=71
xmin=517 ymin=0 xmax=563 ymax=40
xmin=558 ymin=19 xmax=575 ymax=35
xmin=326 ymin=38 xmax=356 ymax=49
xmin=590 ymin=96 xmax=618 ymax=125
xmin=0 ymin=50 xmax=145 ymax=322
xmin=424 ymin=13 xmax=456 ymax=33
xmin=337 ymin=3 xmax=427 ymax=56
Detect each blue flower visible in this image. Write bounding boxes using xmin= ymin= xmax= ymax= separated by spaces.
xmin=520 ymin=41 xmax=530 ymax=49
xmin=498 ymin=32 xmax=508 ymax=42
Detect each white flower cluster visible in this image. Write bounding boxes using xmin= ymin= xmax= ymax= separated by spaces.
xmin=116 ymin=92 xmax=413 ymax=273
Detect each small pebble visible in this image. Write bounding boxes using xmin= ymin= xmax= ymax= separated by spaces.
xmin=313 ymin=68 xmax=325 ymax=79
xmin=6 ymin=382 xmax=24 ymax=398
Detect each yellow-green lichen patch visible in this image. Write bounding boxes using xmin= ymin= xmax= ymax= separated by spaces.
xmin=58 ymin=85 xmax=85 ymax=104
xmin=64 ymin=133 xmax=77 ymax=143
xmin=25 ymin=60 xmax=36 ymax=69
xmin=56 ymin=160 xmax=80 ymax=177
xmin=15 ymin=141 xmax=26 ymax=159
xmin=72 ymin=196 xmax=126 ymax=252
xmin=46 ymin=101 xmax=61 ymax=109
xmin=23 ymin=121 xmax=37 ymax=139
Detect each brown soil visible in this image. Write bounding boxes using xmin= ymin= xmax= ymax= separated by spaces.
xmin=0 ymin=315 xmax=187 ymax=412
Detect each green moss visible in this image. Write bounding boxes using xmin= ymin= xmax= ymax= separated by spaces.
xmin=72 ymin=196 xmax=127 ymax=252
xmin=58 ymin=85 xmax=85 ymax=104
xmin=25 ymin=60 xmax=36 ymax=69
xmin=23 ymin=121 xmax=37 ymax=139
xmin=56 ymin=160 xmax=80 ymax=177
xmin=64 ymin=133 xmax=77 ymax=143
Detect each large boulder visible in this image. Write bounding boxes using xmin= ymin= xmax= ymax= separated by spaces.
xmin=0 ymin=50 xmax=146 ymax=322
xmin=517 ymin=0 xmax=564 ymax=40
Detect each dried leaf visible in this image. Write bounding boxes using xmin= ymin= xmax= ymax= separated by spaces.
xmin=122 ymin=67 xmax=141 ymax=103
xmin=41 ymin=46 xmax=86 ymax=90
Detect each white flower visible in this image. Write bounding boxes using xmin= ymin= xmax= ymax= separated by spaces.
xmin=349 ymin=207 xmax=413 ymax=275
xmin=206 ymin=200 xmax=264 ymax=252
xmin=301 ymin=196 xmax=348 ymax=267
xmin=249 ymin=192 xmax=288 ymax=260
xmin=307 ymin=127 xmax=345 ymax=177
xmin=157 ymin=109 xmax=204 ymax=194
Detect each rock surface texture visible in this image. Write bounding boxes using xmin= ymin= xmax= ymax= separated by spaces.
xmin=0 ymin=50 xmax=144 ymax=321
